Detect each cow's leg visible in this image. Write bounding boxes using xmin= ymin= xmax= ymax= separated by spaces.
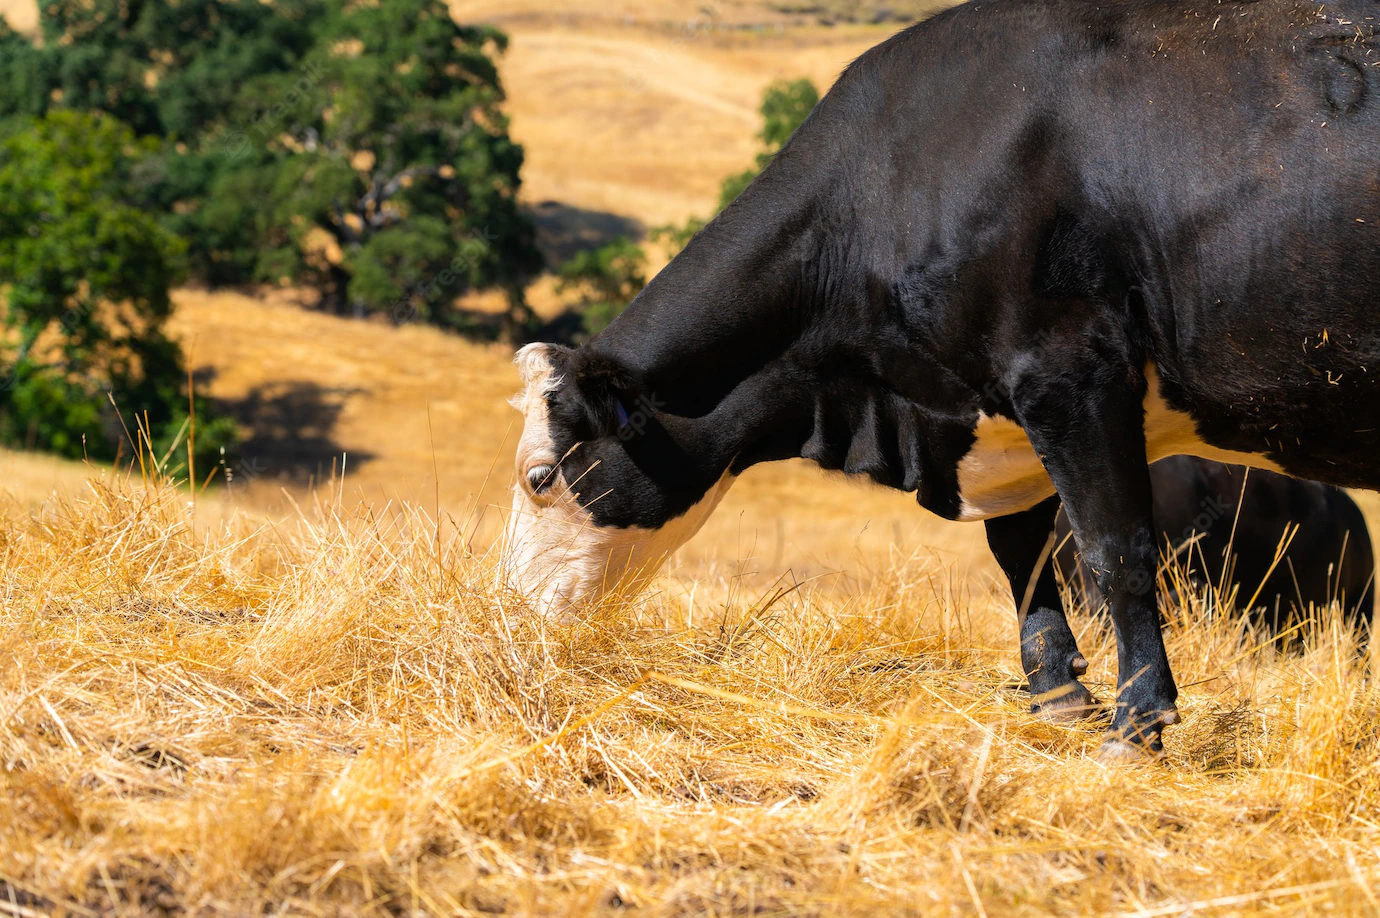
xmin=985 ymin=497 xmax=1097 ymax=720
xmin=1018 ymin=380 xmax=1180 ymax=758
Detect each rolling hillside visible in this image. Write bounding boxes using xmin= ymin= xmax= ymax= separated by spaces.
xmin=457 ymin=4 xmax=914 ymax=225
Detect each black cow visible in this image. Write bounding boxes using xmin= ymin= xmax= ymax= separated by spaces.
xmin=505 ymin=0 xmax=1380 ymax=758
xmin=1053 ymin=457 xmax=1374 ymax=634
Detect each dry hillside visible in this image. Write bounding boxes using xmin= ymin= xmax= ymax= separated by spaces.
xmin=455 ymin=2 xmax=916 ymax=225
xmin=0 ymin=0 xmax=32 ymax=31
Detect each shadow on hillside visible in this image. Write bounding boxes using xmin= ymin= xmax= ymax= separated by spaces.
xmin=523 ymin=200 xmax=648 ymax=345
xmin=214 ymin=379 xmax=374 ymax=485
xmin=527 ymin=200 xmax=644 ymax=266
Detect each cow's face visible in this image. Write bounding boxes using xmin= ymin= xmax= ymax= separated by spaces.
xmin=502 ymin=344 xmax=734 ymax=616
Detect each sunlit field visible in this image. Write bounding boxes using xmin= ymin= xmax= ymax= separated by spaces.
xmin=2 ymin=455 xmax=1380 ymax=915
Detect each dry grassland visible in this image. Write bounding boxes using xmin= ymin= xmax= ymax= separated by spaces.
xmin=0 ymin=0 xmax=32 ymax=32
xmin=5 ymin=467 xmax=1380 ymax=916
xmin=473 ymin=14 xmax=903 ymax=226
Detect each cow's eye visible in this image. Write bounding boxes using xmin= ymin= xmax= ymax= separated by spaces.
xmin=525 ymin=464 xmax=556 ymax=495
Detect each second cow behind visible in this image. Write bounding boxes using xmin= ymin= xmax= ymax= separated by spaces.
xmin=1055 ymin=457 xmax=1375 ymax=637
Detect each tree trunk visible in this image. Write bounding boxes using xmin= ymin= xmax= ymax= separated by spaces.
xmin=322 ymin=264 xmax=352 ymax=315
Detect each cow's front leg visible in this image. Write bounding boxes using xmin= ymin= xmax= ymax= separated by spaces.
xmin=985 ymin=497 xmax=1097 ymax=720
xmin=1018 ymin=381 xmax=1180 ymax=758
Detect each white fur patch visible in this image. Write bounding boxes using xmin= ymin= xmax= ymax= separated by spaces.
xmin=954 ymin=364 xmax=1284 ymax=522
xmin=953 ymin=412 xmax=1059 ymax=522
xmin=501 ymin=344 xmax=737 ymax=616
xmin=511 ymin=343 xmax=563 ymax=474
xmin=503 ymin=472 xmax=735 ymax=617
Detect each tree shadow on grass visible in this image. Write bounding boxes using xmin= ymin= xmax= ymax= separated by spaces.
xmin=524 ymin=200 xmax=647 ymax=345
xmin=212 ymin=378 xmax=374 ymax=485
xmin=526 ymin=200 xmax=644 ymax=266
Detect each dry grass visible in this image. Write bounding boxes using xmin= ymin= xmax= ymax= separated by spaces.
xmin=0 ymin=0 xmax=34 ymax=32
xmin=3 ymin=467 xmax=1380 ymax=916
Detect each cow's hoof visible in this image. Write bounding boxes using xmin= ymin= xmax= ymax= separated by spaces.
xmin=1097 ymin=736 xmax=1163 ymax=763
xmin=1097 ymin=706 xmax=1180 ymax=762
xmin=1031 ymin=679 xmax=1100 ymax=723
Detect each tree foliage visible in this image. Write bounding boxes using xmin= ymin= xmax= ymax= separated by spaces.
xmin=555 ymin=238 xmax=647 ymax=338
xmin=0 ymin=17 xmax=52 ymax=119
xmin=199 ymin=0 xmax=541 ymax=328
xmin=0 ymin=111 xmax=235 ymax=465
xmin=0 ymin=0 xmax=542 ymax=335
xmin=21 ymin=0 xmax=323 ymax=138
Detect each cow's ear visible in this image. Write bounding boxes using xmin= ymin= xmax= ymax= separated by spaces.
xmin=570 ymin=349 xmax=641 ymax=438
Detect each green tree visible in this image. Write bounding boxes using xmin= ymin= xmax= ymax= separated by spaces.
xmin=238 ymin=0 xmax=542 ymax=330
xmin=0 ymin=111 xmax=235 ymax=466
xmin=556 ymin=238 xmax=647 ymax=338
xmin=0 ymin=0 xmax=542 ymax=338
xmin=758 ymin=78 xmax=821 ymax=151
xmin=0 ymin=17 xmax=53 ymax=119
xmin=0 ymin=0 xmax=324 ymax=135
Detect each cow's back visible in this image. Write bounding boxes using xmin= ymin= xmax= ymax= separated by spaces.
xmin=851 ymin=0 xmax=1380 ymax=493
xmin=1057 ymin=0 xmax=1380 ymax=487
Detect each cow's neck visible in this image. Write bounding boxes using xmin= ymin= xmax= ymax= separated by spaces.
xmin=585 ymin=162 xmax=825 ymax=416
xmin=579 ymin=138 xmax=980 ymax=518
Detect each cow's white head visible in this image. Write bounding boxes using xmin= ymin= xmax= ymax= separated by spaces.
xmin=501 ymin=344 xmax=735 ymax=617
